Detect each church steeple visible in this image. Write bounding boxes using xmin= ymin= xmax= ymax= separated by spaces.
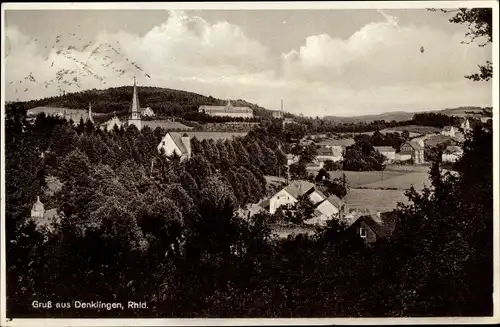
xmin=131 ymin=77 xmax=140 ymax=116
xmin=88 ymin=101 xmax=94 ymax=123
xmin=128 ymin=77 xmax=142 ymax=130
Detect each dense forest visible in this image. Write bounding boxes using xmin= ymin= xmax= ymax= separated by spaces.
xmin=5 ymin=98 xmax=493 ymax=317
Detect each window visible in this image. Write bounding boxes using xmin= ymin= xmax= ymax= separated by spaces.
xmin=359 ymin=227 xmax=367 ymax=238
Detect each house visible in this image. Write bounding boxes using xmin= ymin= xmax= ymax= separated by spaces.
xmin=30 ymin=196 xmax=60 ymax=233
xmin=199 ymin=100 xmax=254 ymax=119
xmin=141 ymin=107 xmax=155 ymax=117
xmin=398 ymin=139 xmax=425 ymax=164
xmin=283 ymin=117 xmax=295 ymax=125
xmin=304 ymin=194 xmax=345 ymax=226
xmin=442 ymin=145 xmax=463 ymax=163
xmin=317 ymin=138 xmax=355 ymax=153
xmin=347 ymin=211 xmax=396 ymax=243
xmin=286 ymin=154 xmax=300 ymax=166
xmin=100 ymin=116 xmax=123 ymax=132
xmin=269 ymin=180 xmax=324 ymax=214
xmin=441 ymin=126 xmax=456 ymax=137
xmin=460 ymin=118 xmax=471 ymax=132
xmin=157 ymin=132 xmax=192 ymax=161
xmin=272 ymin=110 xmax=284 ymax=119
xmin=374 ymin=146 xmax=396 ymax=161
xmin=315 ymin=146 xmax=344 ymax=167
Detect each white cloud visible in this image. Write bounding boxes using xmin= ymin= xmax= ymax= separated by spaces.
xmin=4 ymin=10 xmax=492 ymax=117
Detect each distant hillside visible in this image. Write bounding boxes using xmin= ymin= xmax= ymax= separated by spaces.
xmin=324 ymin=111 xmax=415 ymax=124
xmin=15 ymin=86 xmax=275 ymax=118
xmin=324 ymin=106 xmax=492 ymax=124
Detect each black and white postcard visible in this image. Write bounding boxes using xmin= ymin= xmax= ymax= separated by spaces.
xmin=1 ymin=1 xmax=498 ymax=326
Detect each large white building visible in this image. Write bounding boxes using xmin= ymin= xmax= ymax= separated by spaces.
xmin=199 ymin=100 xmax=254 ymax=119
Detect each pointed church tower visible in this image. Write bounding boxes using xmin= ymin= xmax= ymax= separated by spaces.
xmin=88 ymin=102 xmax=94 ymax=123
xmin=128 ymin=77 xmax=142 ymax=130
xmin=225 ymin=99 xmax=232 ymax=112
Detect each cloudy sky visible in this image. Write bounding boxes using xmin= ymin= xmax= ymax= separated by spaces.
xmin=3 ymin=7 xmax=493 ymax=117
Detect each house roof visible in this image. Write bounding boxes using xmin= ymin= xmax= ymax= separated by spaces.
xmin=326 ymin=194 xmax=344 ymax=208
xmin=314 ymin=190 xmax=327 ymax=201
xmin=374 ymin=146 xmax=395 ymax=153
xmin=445 ymin=145 xmax=463 ymax=153
xmin=282 ymin=180 xmax=315 ymax=200
xmin=168 ymin=132 xmax=190 ymax=155
xmin=355 ymin=212 xmax=397 ymax=239
xmin=402 ymin=140 xmax=424 ymax=151
xmin=317 ymin=147 xmax=333 ymax=155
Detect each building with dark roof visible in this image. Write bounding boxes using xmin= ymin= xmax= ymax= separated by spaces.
xmin=157 ymin=132 xmax=192 ymax=161
xmin=347 ymin=211 xmax=397 ymax=243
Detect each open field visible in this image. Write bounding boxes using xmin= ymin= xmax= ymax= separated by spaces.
xmin=383 ymin=125 xmax=442 ymax=134
xmin=329 ymin=170 xmax=408 ymax=188
xmin=142 ymin=120 xmax=193 ymax=130
xmin=343 ymin=189 xmax=411 ymax=213
xmin=184 ymin=131 xmax=247 ymax=141
xmin=385 ymin=164 xmax=430 ymax=172
xmin=359 ymin=172 xmax=430 ymax=190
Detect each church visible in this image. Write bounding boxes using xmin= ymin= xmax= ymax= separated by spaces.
xmin=100 ymin=78 xmax=144 ymax=131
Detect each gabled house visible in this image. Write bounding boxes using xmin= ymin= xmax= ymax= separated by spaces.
xmin=269 ymin=180 xmax=326 ymax=214
xmin=441 ymin=126 xmax=456 ymax=137
xmin=374 ymin=146 xmax=396 ymax=161
xmin=442 ymin=145 xmax=463 ymax=163
xmin=460 ymin=118 xmax=471 ymax=132
xmin=157 ymin=132 xmax=192 ymax=161
xmin=304 ymin=194 xmax=345 ymax=226
xmin=141 ymin=107 xmax=155 ymax=117
xmin=100 ymin=116 xmax=123 ymax=132
xmin=347 ymin=212 xmax=396 ymax=243
xmin=398 ymin=140 xmax=425 ymax=164
xmin=316 ymin=145 xmax=344 ymax=164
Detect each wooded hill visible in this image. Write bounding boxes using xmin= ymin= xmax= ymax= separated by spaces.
xmin=17 ymin=86 xmax=276 ymax=119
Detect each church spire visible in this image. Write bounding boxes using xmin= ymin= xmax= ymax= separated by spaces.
xmin=88 ymin=101 xmax=94 ymax=123
xmin=131 ymin=76 xmax=140 ymax=115
xmin=128 ymin=77 xmax=142 ymax=130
